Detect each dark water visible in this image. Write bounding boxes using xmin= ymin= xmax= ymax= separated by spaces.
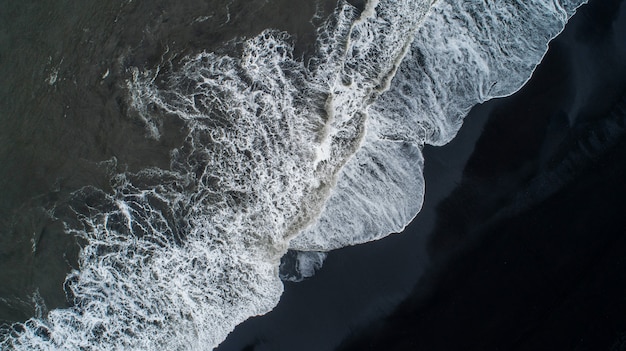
xmin=1 ymin=0 xmax=624 ymax=350
xmin=0 ymin=0 xmax=338 ymax=324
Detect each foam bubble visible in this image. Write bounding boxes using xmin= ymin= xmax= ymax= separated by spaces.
xmin=279 ymin=250 xmax=327 ymax=282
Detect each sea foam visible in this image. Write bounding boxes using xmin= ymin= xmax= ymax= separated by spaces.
xmin=0 ymin=0 xmax=587 ymax=350
xmin=291 ymin=0 xmax=587 ymax=251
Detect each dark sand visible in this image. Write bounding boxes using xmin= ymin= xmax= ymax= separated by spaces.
xmin=1 ymin=0 xmax=623 ymax=349
xmin=219 ymin=0 xmax=626 ymax=350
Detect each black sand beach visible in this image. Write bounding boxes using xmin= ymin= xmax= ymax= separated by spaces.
xmin=218 ymin=0 xmax=626 ymax=350
xmin=1 ymin=0 xmax=624 ymax=349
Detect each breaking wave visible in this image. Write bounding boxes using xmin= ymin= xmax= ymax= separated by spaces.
xmin=291 ymin=0 xmax=587 ymax=250
xmin=1 ymin=0 xmax=587 ymax=350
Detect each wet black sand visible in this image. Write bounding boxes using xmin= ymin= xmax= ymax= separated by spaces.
xmin=218 ymin=0 xmax=626 ymax=350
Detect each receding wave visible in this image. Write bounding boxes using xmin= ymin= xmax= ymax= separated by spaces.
xmin=291 ymin=0 xmax=587 ymax=251
xmin=0 ymin=0 xmax=587 ymax=350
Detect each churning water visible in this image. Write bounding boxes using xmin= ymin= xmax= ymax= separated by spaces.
xmin=0 ymin=0 xmax=586 ymax=349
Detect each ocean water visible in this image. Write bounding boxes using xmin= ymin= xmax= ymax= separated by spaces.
xmin=0 ymin=0 xmax=588 ymax=350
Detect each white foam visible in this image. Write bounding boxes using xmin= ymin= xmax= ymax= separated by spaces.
xmin=279 ymin=250 xmax=328 ymax=282
xmin=1 ymin=0 xmax=589 ymax=350
xmin=291 ymin=0 xmax=588 ymax=251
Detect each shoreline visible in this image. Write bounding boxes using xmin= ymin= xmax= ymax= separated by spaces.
xmin=217 ymin=0 xmax=626 ymax=350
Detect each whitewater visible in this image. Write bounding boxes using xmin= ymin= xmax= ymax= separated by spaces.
xmin=0 ymin=0 xmax=587 ymax=350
